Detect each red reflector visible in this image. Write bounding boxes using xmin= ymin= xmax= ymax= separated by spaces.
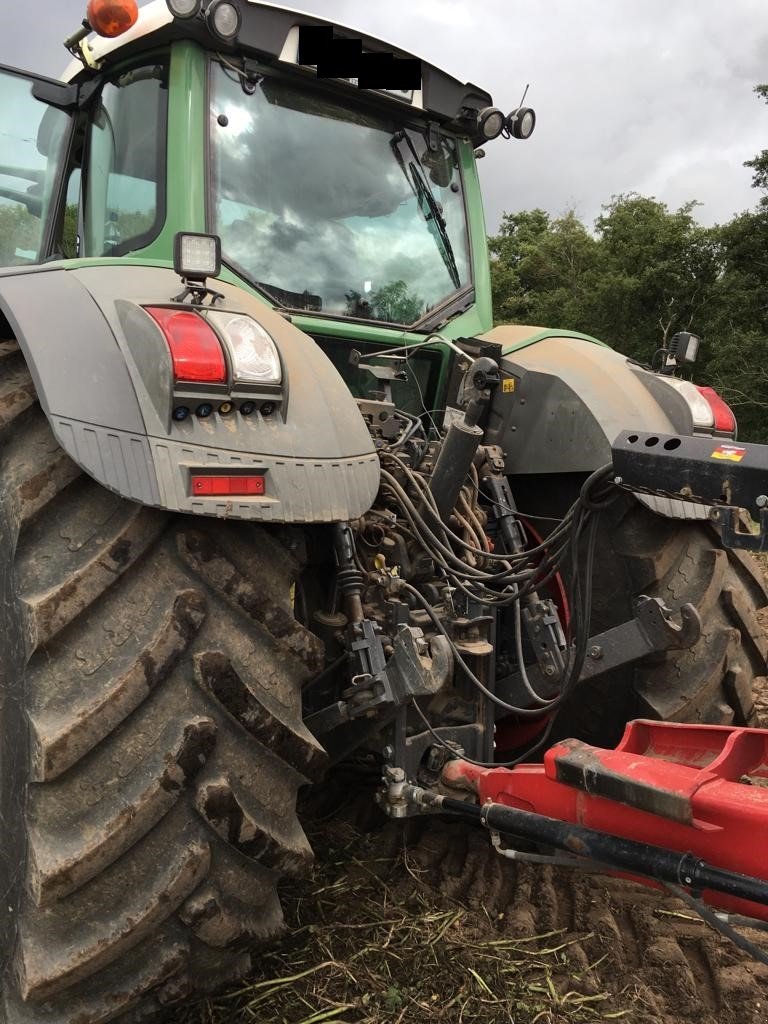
xmin=191 ymin=475 xmax=266 ymax=496
xmin=145 ymin=306 xmax=227 ymax=384
xmin=696 ymin=386 xmax=737 ymax=435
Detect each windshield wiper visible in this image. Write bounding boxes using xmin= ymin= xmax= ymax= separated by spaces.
xmin=390 ymin=130 xmax=461 ymax=291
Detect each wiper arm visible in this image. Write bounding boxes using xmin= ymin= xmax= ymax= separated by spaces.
xmin=390 ymin=130 xmax=461 ymax=290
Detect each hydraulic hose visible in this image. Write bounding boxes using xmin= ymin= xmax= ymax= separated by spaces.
xmin=407 ymin=788 xmax=768 ymax=910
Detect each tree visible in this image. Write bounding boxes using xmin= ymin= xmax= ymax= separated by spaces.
xmin=346 ymin=280 xmax=424 ymax=324
xmin=589 ymin=195 xmax=721 ymax=362
xmin=489 ymin=209 xmax=600 ymax=328
xmin=0 ymin=202 xmax=40 ymax=266
xmin=695 ymin=208 xmax=768 ymax=442
xmin=744 ymin=84 xmax=768 ymax=198
xmin=488 ymin=195 xmax=719 ymax=365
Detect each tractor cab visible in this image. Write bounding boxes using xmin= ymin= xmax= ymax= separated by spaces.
xmin=0 ymin=1 xmax=535 ymax=325
xmin=0 ymin=0 xmax=543 ymax=420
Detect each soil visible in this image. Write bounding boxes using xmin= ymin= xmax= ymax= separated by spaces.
xmin=175 ymin=618 xmax=768 ymax=1024
xmin=176 ymin=751 xmax=768 ymax=1024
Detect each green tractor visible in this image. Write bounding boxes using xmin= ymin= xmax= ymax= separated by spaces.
xmin=1 ymin=1 xmax=767 ymax=1020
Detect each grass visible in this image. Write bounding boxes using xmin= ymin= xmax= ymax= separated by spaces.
xmin=173 ymin=817 xmax=629 ymax=1024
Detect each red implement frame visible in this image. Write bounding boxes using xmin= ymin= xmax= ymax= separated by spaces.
xmin=443 ymin=720 xmax=768 ymax=920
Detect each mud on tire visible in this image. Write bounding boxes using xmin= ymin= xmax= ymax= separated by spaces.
xmin=0 ymin=341 xmax=327 ymax=1023
xmin=563 ymin=491 xmax=768 ymax=745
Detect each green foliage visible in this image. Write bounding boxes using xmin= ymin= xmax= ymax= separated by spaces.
xmin=0 ymin=202 xmax=41 ymax=266
xmin=60 ymin=203 xmax=78 ymax=259
xmin=592 ymin=196 xmax=720 ymax=362
xmin=489 ymin=84 xmax=768 ymax=443
xmin=744 ymin=85 xmax=768 ymax=197
xmin=490 ymin=209 xmax=600 ymax=330
xmin=490 ymin=195 xmax=720 ymax=365
xmin=345 ymin=280 xmax=424 ymax=324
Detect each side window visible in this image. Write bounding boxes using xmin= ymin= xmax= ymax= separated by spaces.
xmin=83 ymin=65 xmax=167 ymax=257
xmin=60 ymin=168 xmax=81 ymax=259
xmin=0 ymin=69 xmax=71 ymax=267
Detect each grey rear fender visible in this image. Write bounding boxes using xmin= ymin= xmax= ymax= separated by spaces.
xmin=0 ymin=264 xmax=379 ymax=522
xmin=480 ymin=328 xmax=694 ymax=475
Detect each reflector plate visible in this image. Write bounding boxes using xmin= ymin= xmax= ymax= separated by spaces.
xmin=191 ymin=475 xmax=266 ymax=496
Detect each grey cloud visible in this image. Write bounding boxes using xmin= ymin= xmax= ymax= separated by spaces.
xmin=5 ymin=0 xmax=766 ymax=233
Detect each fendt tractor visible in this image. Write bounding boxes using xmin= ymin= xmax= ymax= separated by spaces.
xmin=3 ymin=1 xmax=768 ymax=1020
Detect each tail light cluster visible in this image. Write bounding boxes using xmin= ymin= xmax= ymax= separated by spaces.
xmin=144 ymin=306 xmax=282 ymax=422
xmin=146 ymin=307 xmax=227 ymax=384
xmin=695 ymin=385 xmax=737 ymax=436
xmin=657 ymin=376 xmax=737 ymax=438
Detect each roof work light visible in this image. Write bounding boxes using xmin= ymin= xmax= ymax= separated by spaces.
xmin=506 ymin=106 xmax=536 ymax=140
xmin=476 ymin=107 xmax=506 ymax=142
xmin=165 ymin=0 xmax=202 ymax=17
xmin=206 ymin=0 xmax=241 ymax=40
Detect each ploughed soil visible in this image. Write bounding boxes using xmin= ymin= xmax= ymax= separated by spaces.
xmin=173 ymin=625 xmax=768 ymax=1024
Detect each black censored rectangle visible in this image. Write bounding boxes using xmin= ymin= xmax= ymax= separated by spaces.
xmin=297 ymin=25 xmax=422 ymax=91
xmin=319 ymin=38 xmax=362 ymax=79
xmin=297 ymin=25 xmax=332 ymax=65
xmin=357 ymin=55 xmax=421 ymax=91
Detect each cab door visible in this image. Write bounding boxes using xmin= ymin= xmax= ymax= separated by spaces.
xmin=0 ymin=66 xmax=77 ymax=268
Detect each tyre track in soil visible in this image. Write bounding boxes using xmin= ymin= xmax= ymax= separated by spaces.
xmin=391 ymin=614 xmax=768 ymax=1023
xmin=390 ymin=813 xmax=768 ymax=1024
xmin=308 ymin=669 xmax=768 ymax=1024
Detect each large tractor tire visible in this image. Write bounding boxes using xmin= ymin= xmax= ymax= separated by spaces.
xmin=514 ymin=477 xmax=768 ymax=746
xmin=0 ymin=340 xmax=328 ymax=1023
xmin=584 ymin=493 xmax=768 ymax=741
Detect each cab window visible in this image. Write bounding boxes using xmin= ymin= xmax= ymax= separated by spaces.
xmin=83 ymin=64 xmax=168 ymax=257
xmin=0 ymin=68 xmax=71 ymax=266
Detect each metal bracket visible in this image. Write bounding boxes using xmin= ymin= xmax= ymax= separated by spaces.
xmin=580 ymin=595 xmax=700 ymax=682
xmin=521 ymin=599 xmax=567 ymax=681
xmin=711 ymin=506 xmax=768 ymax=552
xmin=304 ymin=625 xmax=453 ymax=737
xmin=497 ymin=596 xmax=701 ymax=707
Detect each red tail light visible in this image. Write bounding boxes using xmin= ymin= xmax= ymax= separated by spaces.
xmin=145 ymin=307 xmax=227 ymax=384
xmin=695 ymin=386 xmax=737 ymax=436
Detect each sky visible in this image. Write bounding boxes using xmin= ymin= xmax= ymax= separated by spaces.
xmin=3 ymin=0 xmax=767 ymax=233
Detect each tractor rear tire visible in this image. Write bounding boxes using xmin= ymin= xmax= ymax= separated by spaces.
xmin=565 ymin=492 xmax=768 ymax=744
xmin=0 ymin=342 xmax=327 ymax=1023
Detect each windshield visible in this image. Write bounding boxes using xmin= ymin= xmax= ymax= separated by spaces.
xmin=209 ymin=63 xmax=471 ymax=326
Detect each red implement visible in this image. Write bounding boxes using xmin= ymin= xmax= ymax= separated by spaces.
xmin=443 ymin=720 xmax=768 ymax=920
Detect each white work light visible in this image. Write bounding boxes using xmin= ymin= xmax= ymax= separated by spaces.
xmin=174 ymin=232 xmax=222 ymax=282
xmin=165 ymin=0 xmax=201 ymax=17
xmin=476 ymin=107 xmax=505 ymax=141
xmin=206 ymin=0 xmax=241 ymax=40
xmin=506 ymin=107 xmax=536 ymax=140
